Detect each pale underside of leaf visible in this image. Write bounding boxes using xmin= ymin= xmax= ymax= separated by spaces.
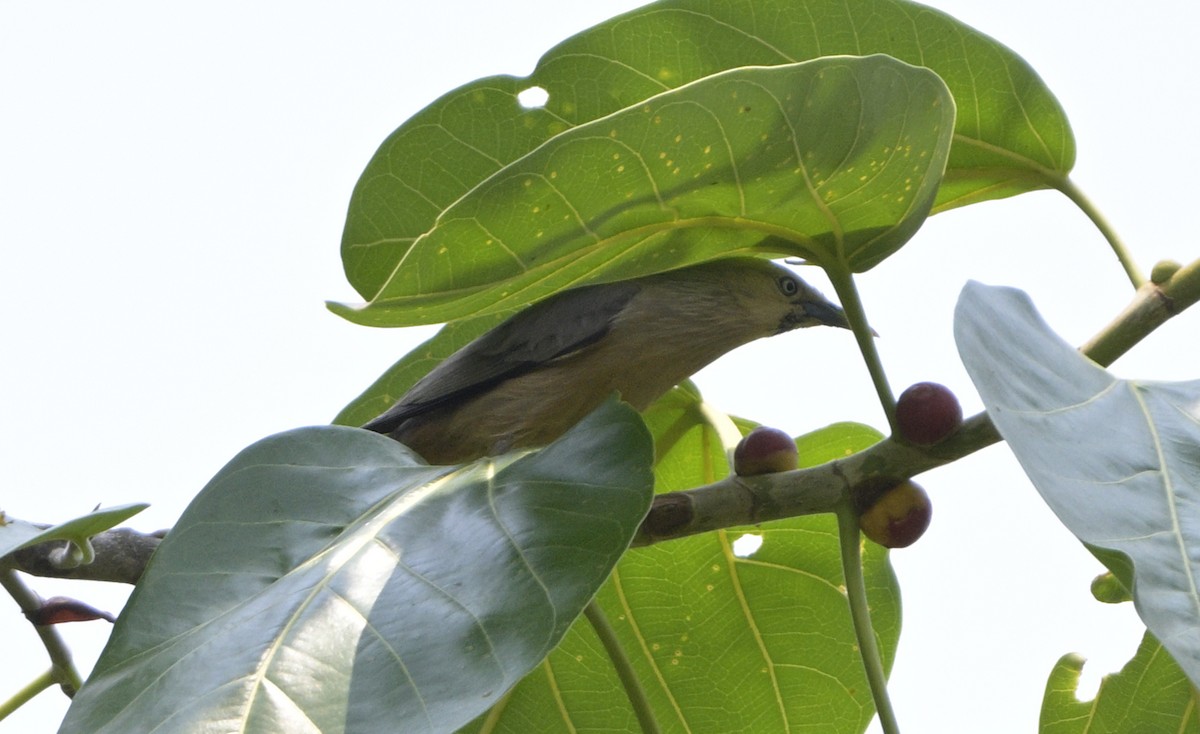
xmin=955 ymin=282 xmax=1200 ymax=690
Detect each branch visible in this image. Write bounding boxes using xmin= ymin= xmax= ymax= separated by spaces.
xmin=9 ymin=259 xmax=1200 ymax=574
xmin=635 ymin=414 xmax=998 ymax=545
xmin=6 ymin=528 xmax=163 ymax=585
xmin=0 ymin=571 xmax=82 ymax=697
xmin=638 ymin=260 xmax=1200 ymax=547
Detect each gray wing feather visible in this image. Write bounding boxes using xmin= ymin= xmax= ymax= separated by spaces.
xmin=362 ymin=280 xmax=640 ymax=433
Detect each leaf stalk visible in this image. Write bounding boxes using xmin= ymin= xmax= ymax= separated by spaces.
xmin=835 ymin=500 xmax=900 ymax=734
xmin=584 ymin=599 xmax=662 ymax=734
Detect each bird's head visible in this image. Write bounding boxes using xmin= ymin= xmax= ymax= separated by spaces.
xmin=645 ymin=257 xmax=852 ymax=337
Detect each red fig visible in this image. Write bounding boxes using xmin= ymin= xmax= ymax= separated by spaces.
xmin=733 ymin=426 xmax=799 ymax=476
xmin=858 ymin=480 xmax=932 ymax=548
xmin=896 ymin=382 xmax=962 ymax=446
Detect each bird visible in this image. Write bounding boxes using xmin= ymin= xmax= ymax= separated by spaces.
xmin=362 ymin=257 xmax=852 ymax=464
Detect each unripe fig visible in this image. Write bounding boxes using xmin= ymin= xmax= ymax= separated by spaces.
xmin=733 ymin=426 xmax=798 ymax=476
xmin=858 ymin=480 xmax=932 ymax=548
xmin=1151 ymin=259 xmax=1181 ymax=284
xmin=895 ymin=382 xmax=962 ymax=446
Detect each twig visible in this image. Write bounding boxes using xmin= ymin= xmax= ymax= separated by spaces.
xmin=0 ymin=571 xmax=82 ymax=698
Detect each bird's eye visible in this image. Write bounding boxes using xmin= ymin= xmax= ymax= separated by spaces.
xmin=777 ymin=276 xmax=799 ymax=296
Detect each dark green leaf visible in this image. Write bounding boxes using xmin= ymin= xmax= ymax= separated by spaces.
xmin=332 ymin=56 xmax=953 ymax=326
xmin=955 ymin=282 xmax=1200 ymax=688
xmin=61 ymin=401 xmax=653 ymax=734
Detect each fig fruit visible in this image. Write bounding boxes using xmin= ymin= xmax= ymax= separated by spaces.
xmin=858 ymin=480 xmax=932 ymax=548
xmin=1151 ymin=259 xmax=1181 ymax=284
xmin=733 ymin=426 xmax=798 ymax=476
xmin=895 ymin=381 xmax=962 ymax=446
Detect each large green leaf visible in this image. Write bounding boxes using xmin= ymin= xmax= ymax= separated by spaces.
xmin=342 ymin=0 xmax=1072 ymax=301
xmin=60 ymin=401 xmax=654 ymax=734
xmin=460 ymin=384 xmax=897 ymax=732
xmin=332 ymin=55 xmax=953 ymax=326
xmin=954 ymin=282 xmax=1200 ymax=689
xmin=1040 ymin=631 xmax=1200 ymax=733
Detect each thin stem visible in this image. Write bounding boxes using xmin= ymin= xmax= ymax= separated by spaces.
xmin=1056 ymin=178 xmax=1144 ymax=289
xmin=0 ymin=570 xmax=83 ymax=697
xmin=835 ymin=500 xmax=900 ymax=734
xmin=583 ymin=599 xmax=661 ymax=734
xmin=0 ymin=669 xmax=55 ymax=721
xmin=826 ymin=267 xmax=896 ymax=432
xmin=697 ymin=399 xmax=744 ymax=465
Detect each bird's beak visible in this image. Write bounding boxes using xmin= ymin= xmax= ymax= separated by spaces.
xmin=802 ymin=300 xmax=852 ymax=329
xmin=791 ymin=299 xmax=879 ymax=336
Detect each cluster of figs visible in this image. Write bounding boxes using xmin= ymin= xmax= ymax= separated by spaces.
xmin=732 ymin=382 xmax=963 ymax=548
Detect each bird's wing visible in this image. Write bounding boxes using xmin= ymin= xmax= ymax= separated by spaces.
xmin=362 ymin=279 xmax=640 ymax=433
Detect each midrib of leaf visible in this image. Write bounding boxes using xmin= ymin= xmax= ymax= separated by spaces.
xmin=540 ymin=657 xmax=579 ymax=733
xmin=484 ymin=463 xmax=560 ymax=642
xmin=1179 ymin=691 xmax=1196 ymax=733
xmin=367 ymin=215 xmax=820 ymax=310
xmin=720 ymin=529 xmax=789 ymax=730
xmin=1132 ymin=383 xmax=1200 ymax=622
xmin=473 ymin=687 xmax=515 ymax=733
xmin=609 ymin=567 xmax=692 ymax=732
xmin=237 ymin=473 xmax=461 ymax=732
xmin=948 ymin=132 xmax=1065 ymax=180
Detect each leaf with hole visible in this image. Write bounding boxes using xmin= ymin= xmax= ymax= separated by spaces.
xmin=341 ymin=0 xmax=1073 ymax=302
xmin=1040 ymin=631 xmax=1199 ymax=733
xmin=331 ymin=55 xmax=954 ymax=326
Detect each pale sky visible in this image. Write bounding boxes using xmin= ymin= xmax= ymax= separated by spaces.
xmin=2 ymin=2 xmax=1197 ymax=732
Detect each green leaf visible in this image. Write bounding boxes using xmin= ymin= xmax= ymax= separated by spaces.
xmin=461 ymin=386 xmax=897 ymax=732
xmin=1040 ymin=631 xmax=1200 ymax=733
xmin=342 ymin=0 xmax=1072 ymax=301
xmin=955 ymin=282 xmax=1200 ymax=689
xmin=0 ymin=504 xmax=147 ymax=565
xmin=61 ymin=401 xmax=654 ymax=734
xmin=333 ymin=55 xmax=953 ymax=326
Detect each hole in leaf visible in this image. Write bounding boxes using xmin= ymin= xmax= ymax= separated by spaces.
xmin=517 ymin=86 xmax=549 ymax=109
xmin=732 ymin=533 xmax=763 ymax=558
